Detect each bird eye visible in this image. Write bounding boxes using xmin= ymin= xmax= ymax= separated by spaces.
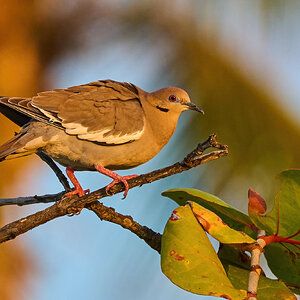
xmin=168 ymin=95 xmax=177 ymax=102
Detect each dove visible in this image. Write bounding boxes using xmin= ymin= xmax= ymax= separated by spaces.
xmin=0 ymin=80 xmax=203 ymax=198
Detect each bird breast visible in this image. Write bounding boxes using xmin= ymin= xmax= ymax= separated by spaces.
xmin=41 ymin=123 xmax=163 ymax=171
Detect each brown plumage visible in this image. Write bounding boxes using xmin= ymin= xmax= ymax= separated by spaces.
xmin=0 ymin=79 xmax=203 ymax=197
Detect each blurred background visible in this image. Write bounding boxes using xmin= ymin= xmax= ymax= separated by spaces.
xmin=0 ymin=0 xmax=300 ymax=299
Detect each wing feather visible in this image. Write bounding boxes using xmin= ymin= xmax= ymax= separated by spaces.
xmin=31 ymin=80 xmax=145 ymax=144
xmin=0 ymin=80 xmax=145 ymax=145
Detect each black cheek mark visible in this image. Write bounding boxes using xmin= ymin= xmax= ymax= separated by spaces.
xmin=156 ymin=106 xmax=169 ymax=112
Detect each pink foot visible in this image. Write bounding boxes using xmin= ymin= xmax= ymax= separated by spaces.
xmin=95 ymin=165 xmax=138 ymax=199
xmin=106 ymin=174 xmax=138 ymax=198
xmin=65 ymin=167 xmax=90 ymax=198
xmin=64 ymin=187 xmax=90 ymax=198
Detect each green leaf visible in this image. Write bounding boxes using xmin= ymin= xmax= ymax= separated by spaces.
xmin=218 ymin=244 xmax=251 ymax=271
xmin=264 ymin=243 xmax=300 ymax=294
xmin=161 ymin=205 xmax=246 ymax=299
xmin=188 ymin=201 xmax=255 ymax=244
xmin=248 ymin=170 xmax=300 ymax=288
xmin=162 ymin=188 xmax=254 ymax=232
xmin=227 ymin=265 xmax=296 ymax=300
xmin=219 ymin=246 xmax=297 ymax=299
xmin=249 ymin=170 xmax=300 ymax=235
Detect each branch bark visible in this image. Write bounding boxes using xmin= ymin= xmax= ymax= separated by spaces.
xmin=87 ymin=201 xmax=162 ymax=253
xmin=0 ymin=134 xmax=228 ymax=249
xmin=247 ymin=230 xmax=266 ymax=300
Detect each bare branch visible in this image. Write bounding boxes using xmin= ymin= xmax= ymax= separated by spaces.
xmin=87 ymin=202 xmax=162 ymax=253
xmin=0 ymin=134 xmax=228 ymax=246
xmin=0 ymin=192 xmax=65 ymax=206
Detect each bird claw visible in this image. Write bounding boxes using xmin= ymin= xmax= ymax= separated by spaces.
xmin=67 ymin=206 xmax=85 ymax=216
xmin=63 ymin=188 xmax=89 ymax=216
xmin=105 ymin=175 xmax=138 ymax=199
xmin=63 ymin=188 xmax=90 ymax=198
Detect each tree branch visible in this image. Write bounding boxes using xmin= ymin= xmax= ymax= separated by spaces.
xmin=0 ymin=134 xmax=228 ymax=248
xmin=0 ymin=192 xmax=65 ymax=206
xmin=87 ymin=201 xmax=162 ymax=253
xmin=247 ymin=230 xmax=266 ymax=300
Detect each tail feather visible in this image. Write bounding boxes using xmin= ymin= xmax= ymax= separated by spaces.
xmin=0 ymin=98 xmax=31 ymax=127
xmin=0 ymin=127 xmax=36 ymax=161
xmin=0 ymin=132 xmax=24 ymax=161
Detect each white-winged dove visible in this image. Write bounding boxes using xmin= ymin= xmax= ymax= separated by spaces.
xmin=0 ymin=80 xmax=203 ymax=198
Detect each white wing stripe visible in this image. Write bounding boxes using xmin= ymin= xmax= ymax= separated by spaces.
xmin=64 ymin=122 xmax=144 ymax=143
xmin=63 ymin=122 xmax=95 ymax=135
xmin=32 ymin=105 xmax=61 ymax=123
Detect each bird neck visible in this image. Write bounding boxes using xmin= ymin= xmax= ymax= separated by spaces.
xmin=139 ymin=91 xmax=180 ymax=148
xmin=150 ymin=112 xmax=179 ymax=147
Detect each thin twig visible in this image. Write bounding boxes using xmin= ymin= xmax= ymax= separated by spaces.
xmin=0 ymin=135 xmax=228 ymax=246
xmin=247 ymin=230 xmax=266 ymax=300
xmin=0 ymin=192 xmax=65 ymax=206
xmin=36 ymin=151 xmax=71 ymax=191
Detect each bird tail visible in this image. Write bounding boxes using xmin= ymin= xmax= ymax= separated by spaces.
xmin=0 ymin=126 xmax=36 ymax=161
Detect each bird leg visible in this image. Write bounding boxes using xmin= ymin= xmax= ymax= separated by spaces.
xmin=64 ymin=167 xmax=90 ymax=197
xmin=94 ymin=164 xmax=138 ymax=199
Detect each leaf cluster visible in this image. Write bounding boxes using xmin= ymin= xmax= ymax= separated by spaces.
xmin=161 ymin=170 xmax=300 ymax=299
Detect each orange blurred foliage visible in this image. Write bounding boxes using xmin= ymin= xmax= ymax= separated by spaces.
xmin=0 ymin=1 xmax=41 ymax=299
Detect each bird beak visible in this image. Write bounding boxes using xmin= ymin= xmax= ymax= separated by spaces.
xmin=185 ymin=102 xmax=204 ymax=114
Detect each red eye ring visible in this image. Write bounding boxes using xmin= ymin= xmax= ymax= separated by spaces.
xmin=168 ymin=95 xmax=177 ymax=102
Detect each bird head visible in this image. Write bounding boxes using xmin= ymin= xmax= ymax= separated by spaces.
xmin=147 ymin=87 xmax=204 ymax=115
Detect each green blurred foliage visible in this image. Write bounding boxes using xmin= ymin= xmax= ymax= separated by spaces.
xmin=115 ymin=1 xmax=300 ymax=208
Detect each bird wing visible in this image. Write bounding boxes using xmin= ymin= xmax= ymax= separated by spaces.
xmin=1 ymin=80 xmax=145 ymax=145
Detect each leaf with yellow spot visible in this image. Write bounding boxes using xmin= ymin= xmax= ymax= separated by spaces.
xmin=188 ymin=202 xmax=255 ymax=244
xmin=162 ymin=188 xmax=254 ymax=233
xmin=161 ymin=205 xmax=247 ymax=299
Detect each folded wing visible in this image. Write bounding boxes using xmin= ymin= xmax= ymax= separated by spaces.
xmin=1 ymin=80 xmax=145 ymax=145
